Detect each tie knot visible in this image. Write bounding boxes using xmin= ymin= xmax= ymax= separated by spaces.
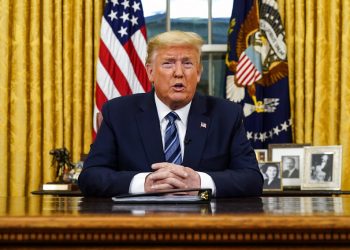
xmin=166 ymin=112 xmax=179 ymax=124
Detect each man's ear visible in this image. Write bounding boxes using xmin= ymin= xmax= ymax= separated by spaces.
xmin=145 ymin=63 xmax=154 ymax=82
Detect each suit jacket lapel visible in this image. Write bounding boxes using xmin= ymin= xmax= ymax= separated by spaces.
xmin=182 ymin=93 xmax=210 ymax=168
xmin=136 ymin=91 xmax=165 ymax=165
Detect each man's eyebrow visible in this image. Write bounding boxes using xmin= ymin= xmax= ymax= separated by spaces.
xmin=162 ymin=57 xmax=176 ymax=61
xmin=162 ymin=55 xmax=194 ymax=59
xmin=161 ymin=56 xmax=197 ymax=64
xmin=182 ymin=57 xmax=193 ymax=61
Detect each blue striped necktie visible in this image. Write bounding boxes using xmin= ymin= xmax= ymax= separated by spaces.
xmin=164 ymin=112 xmax=182 ymax=164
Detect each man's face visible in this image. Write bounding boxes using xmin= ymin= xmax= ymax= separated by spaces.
xmin=284 ymin=158 xmax=294 ymax=170
xmin=146 ymin=46 xmax=202 ymax=110
xmin=321 ymin=154 xmax=329 ymax=162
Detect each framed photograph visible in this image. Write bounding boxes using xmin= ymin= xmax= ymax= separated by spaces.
xmin=268 ymin=144 xmax=310 ymax=189
xmin=301 ymin=146 xmax=342 ymax=190
xmin=254 ymin=149 xmax=268 ymax=162
xmin=258 ymin=162 xmax=282 ymax=191
xmin=268 ymin=143 xmax=311 ymax=161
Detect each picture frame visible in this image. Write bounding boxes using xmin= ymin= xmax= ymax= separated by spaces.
xmin=301 ymin=146 xmax=342 ymax=190
xmin=268 ymin=143 xmax=311 ymax=161
xmin=258 ymin=162 xmax=283 ymax=191
xmin=268 ymin=144 xmax=310 ymax=189
xmin=254 ymin=149 xmax=268 ymax=162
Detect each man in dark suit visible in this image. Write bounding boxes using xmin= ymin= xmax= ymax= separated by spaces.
xmin=78 ymin=31 xmax=263 ymax=198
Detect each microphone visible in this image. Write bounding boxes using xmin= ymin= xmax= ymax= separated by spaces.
xmin=184 ymin=138 xmax=191 ymax=145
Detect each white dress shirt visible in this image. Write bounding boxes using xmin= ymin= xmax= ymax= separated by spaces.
xmin=129 ymin=93 xmax=216 ymax=195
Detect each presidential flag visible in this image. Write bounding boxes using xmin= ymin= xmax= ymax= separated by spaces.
xmin=225 ymin=0 xmax=292 ymax=149
xmin=94 ymin=0 xmax=151 ymax=138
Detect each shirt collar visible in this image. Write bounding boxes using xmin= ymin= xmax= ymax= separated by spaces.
xmin=154 ymin=92 xmax=191 ymax=125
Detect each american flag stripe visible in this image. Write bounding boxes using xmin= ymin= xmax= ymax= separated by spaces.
xmin=236 ymin=54 xmax=249 ymax=73
xmin=237 ymin=55 xmax=251 ymax=74
xmin=131 ymin=27 xmax=148 ymax=64
xmin=236 ymin=54 xmax=262 ymax=86
xmin=240 ymin=65 xmax=257 ymax=86
xmin=241 ymin=71 xmax=255 ymax=86
xmin=241 ymin=68 xmax=261 ymax=86
xmin=238 ymin=64 xmax=254 ymax=84
xmin=98 ymin=40 xmax=133 ymax=95
xmin=236 ymin=54 xmax=249 ymax=70
xmin=254 ymin=70 xmax=261 ymax=80
xmin=100 ymin=18 xmax=145 ymax=94
xmin=249 ymin=70 xmax=261 ymax=85
xmin=95 ymin=84 xmax=109 ymax=112
xmin=93 ymin=0 xmax=151 ymax=138
xmin=96 ymin=59 xmax=121 ymax=102
xmin=123 ymin=35 xmax=149 ymax=91
xmin=238 ymin=65 xmax=254 ymax=85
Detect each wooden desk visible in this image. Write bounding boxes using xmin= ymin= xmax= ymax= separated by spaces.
xmin=1 ymin=196 xmax=350 ymax=249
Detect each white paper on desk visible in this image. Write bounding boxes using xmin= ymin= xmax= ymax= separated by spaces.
xmin=112 ymin=195 xmax=202 ymax=203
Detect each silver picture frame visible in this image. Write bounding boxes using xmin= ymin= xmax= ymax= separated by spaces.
xmin=301 ymin=145 xmax=342 ymax=190
xmin=258 ymin=161 xmax=283 ymax=191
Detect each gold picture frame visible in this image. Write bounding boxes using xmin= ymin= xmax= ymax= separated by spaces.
xmin=254 ymin=149 xmax=268 ymax=162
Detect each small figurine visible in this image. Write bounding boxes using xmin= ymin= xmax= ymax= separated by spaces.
xmin=49 ymin=148 xmax=75 ymax=183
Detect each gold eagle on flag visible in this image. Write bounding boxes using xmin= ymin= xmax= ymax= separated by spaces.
xmin=226 ymin=0 xmax=288 ymax=113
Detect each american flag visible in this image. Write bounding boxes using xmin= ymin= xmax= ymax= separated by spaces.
xmin=94 ymin=0 xmax=151 ymax=138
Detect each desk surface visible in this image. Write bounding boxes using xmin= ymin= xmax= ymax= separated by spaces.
xmin=1 ymin=195 xmax=350 ymax=248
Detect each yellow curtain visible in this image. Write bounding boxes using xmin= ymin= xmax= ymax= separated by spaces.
xmin=279 ymin=0 xmax=350 ymax=189
xmin=0 ymin=0 xmax=104 ymax=196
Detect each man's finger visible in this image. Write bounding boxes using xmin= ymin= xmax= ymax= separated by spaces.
xmin=169 ymin=167 xmax=188 ymax=178
xmin=151 ymin=162 xmax=173 ymax=169
xmin=151 ymin=183 xmax=174 ymax=190
xmin=152 ymin=163 xmax=188 ymax=178
xmin=149 ymin=170 xmax=177 ymax=181
xmin=153 ymin=177 xmax=187 ymax=189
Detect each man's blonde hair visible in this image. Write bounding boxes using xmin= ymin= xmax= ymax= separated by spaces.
xmin=145 ymin=30 xmax=204 ymax=64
